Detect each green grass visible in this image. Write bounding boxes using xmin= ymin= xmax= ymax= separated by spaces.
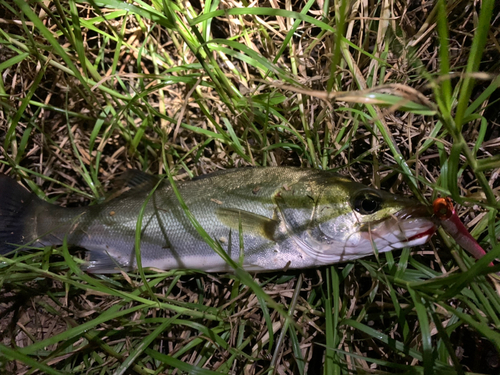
xmin=1 ymin=0 xmax=500 ymax=374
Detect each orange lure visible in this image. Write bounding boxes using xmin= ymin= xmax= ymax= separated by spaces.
xmin=433 ymin=197 xmax=494 ymax=267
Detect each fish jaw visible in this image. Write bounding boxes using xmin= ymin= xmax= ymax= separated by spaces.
xmin=343 ymin=203 xmax=437 ymax=261
xmin=358 ymin=216 xmax=436 ymax=253
xmin=290 ymin=205 xmax=436 ymax=264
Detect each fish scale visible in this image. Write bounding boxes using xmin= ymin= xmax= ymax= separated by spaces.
xmin=0 ymin=167 xmax=436 ymax=273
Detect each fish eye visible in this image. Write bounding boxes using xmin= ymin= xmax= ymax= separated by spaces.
xmin=352 ymin=191 xmax=383 ymax=215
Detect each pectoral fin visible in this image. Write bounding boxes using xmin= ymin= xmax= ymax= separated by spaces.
xmin=84 ymin=250 xmax=126 ymax=273
xmin=216 ymin=208 xmax=278 ymax=241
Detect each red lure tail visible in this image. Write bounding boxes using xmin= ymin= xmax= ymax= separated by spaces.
xmin=433 ymin=197 xmax=494 ymax=267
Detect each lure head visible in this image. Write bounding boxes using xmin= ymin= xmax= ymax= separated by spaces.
xmin=276 ymin=174 xmax=436 ymax=264
xmin=433 ymin=197 xmax=454 ymax=220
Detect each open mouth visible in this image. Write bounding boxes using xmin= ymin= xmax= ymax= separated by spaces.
xmin=392 ymin=204 xmax=437 ymax=244
xmin=402 ymin=225 xmax=436 ymax=243
xmin=359 ymin=206 xmax=437 ymax=249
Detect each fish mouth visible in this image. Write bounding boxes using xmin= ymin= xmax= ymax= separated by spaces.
xmin=359 ymin=204 xmax=437 ymax=250
xmin=392 ymin=204 xmax=437 ymax=244
xmin=394 ymin=204 xmax=434 ymax=221
xmin=399 ymin=225 xmax=436 ymax=244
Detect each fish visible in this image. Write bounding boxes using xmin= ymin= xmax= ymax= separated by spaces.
xmin=0 ymin=167 xmax=436 ymax=273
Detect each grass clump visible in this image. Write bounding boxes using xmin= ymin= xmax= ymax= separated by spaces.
xmin=1 ymin=0 xmax=500 ymax=374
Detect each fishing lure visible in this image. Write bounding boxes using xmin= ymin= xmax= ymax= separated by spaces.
xmin=433 ymin=197 xmax=494 ymax=267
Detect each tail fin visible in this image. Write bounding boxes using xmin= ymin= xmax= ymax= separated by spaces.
xmin=0 ymin=175 xmax=44 ymax=253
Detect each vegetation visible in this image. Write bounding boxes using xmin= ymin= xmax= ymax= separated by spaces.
xmin=0 ymin=0 xmax=499 ymax=374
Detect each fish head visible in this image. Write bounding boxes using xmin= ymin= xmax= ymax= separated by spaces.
xmin=276 ymin=175 xmax=436 ymax=264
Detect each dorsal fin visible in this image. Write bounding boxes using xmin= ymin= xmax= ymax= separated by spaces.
xmin=118 ymin=170 xmax=160 ymax=190
xmin=106 ymin=170 xmax=161 ymax=200
xmin=192 ymin=167 xmax=253 ymax=181
xmin=216 ymin=207 xmax=278 ymax=241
